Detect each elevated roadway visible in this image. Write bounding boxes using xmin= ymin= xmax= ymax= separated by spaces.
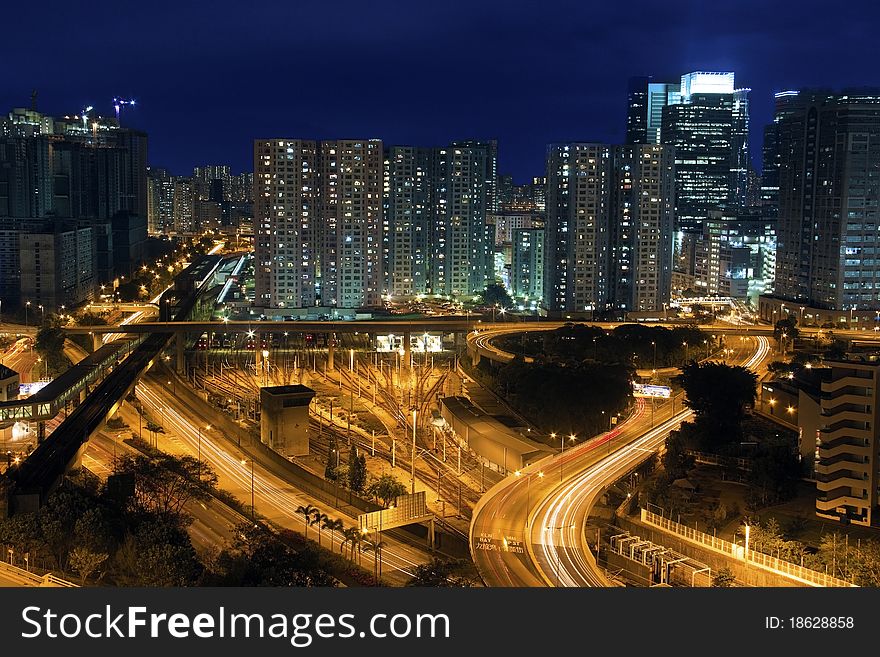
xmin=470 ymin=335 xmax=771 ymax=587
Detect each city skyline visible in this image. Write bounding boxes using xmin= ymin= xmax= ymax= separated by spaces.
xmin=3 ymin=0 xmax=879 ymax=181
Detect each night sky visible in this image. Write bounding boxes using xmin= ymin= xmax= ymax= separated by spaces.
xmin=5 ymin=0 xmax=879 ymax=181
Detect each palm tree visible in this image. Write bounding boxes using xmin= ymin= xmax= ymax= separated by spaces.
xmin=296 ymin=504 xmax=318 ymax=540
xmin=341 ymin=527 xmax=359 ymax=560
xmin=323 ymin=517 xmax=344 ymax=552
xmin=311 ymin=510 xmax=328 ymax=547
xmin=362 ymin=537 xmax=386 ymax=585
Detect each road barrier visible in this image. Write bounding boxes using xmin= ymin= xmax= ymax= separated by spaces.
xmin=641 ymin=509 xmax=855 ymax=587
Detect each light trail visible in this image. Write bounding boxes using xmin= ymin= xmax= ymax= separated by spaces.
xmin=135 ymin=380 xmax=428 ymax=581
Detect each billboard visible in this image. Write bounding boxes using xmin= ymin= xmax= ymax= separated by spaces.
xmin=358 ymin=491 xmax=431 ymax=532
xmin=632 ymin=383 xmax=672 ymax=399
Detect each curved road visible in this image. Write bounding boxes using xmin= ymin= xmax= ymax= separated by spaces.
xmin=470 ymin=335 xmax=771 ymax=587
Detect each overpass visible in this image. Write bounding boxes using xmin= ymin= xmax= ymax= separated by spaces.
xmin=3 ymin=256 xmax=225 ymax=512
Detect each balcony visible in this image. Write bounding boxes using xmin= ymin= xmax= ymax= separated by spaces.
xmin=817 ymin=453 xmax=867 ymax=469
xmin=816 ymin=470 xmax=868 ymax=489
xmin=821 ymin=396 xmax=871 ymax=414
xmin=817 ymin=439 xmax=871 ymax=460
xmin=820 ymin=410 xmax=871 ymax=427
xmin=823 ymin=376 xmax=874 ymax=394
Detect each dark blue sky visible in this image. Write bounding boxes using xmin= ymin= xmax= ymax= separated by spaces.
xmin=4 ymin=0 xmax=878 ymax=181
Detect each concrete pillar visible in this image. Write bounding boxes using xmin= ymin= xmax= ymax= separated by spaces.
xmin=327 ymin=335 xmax=335 ymax=371
xmin=403 ymin=331 xmax=411 ymax=369
xmin=37 ymin=421 xmax=46 ymax=443
xmin=175 ymin=332 xmax=185 ymax=374
xmin=91 ymin=332 xmax=102 ymax=352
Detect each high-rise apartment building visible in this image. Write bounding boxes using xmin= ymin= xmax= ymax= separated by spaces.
xmin=383 ymin=146 xmax=433 ymax=296
xmin=511 ymin=227 xmax=544 ymax=304
xmin=544 ymin=143 xmax=612 ymax=314
xmin=816 ymin=360 xmax=880 ymax=526
xmin=544 ymin=143 xmax=674 ymax=316
xmin=254 ymin=139 xmax=382 ymax=311
xmin=773 ymin=90 xmax=880 ymax=311
xmin=611 ymin=145 xmax=676 ymax=313
xmin=0 ymin=105 xmax=147 ymax=294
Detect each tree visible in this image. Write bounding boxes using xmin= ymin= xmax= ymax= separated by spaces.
xmin=367 ymin=474 xmax=407 ymax=507
xmin=35 ymin=324 xmax=68 ymax=375
xmin=311 ymin=510 xmax=328 ymax=548
xmin=773 ymin=316 xmax=799 ymax=343
xmin=712 ymin=567 xmax=736 ymax=587
xmin=341 ymin=527 xmax=361 ymax=560
xmin=406 ymin=558 xmax=475 ymax=587
xmin=675 ymin=362 xmax=757 ymax=445
xmin=296 ymin=504 xmax=318 ymax=540
xmin=115 ymin=453 xmax=214 ymax=520
xmin=322 ymin=517 xmax=344 ymax=553
xmin=69 ymin=547 xmax=108 ymax=585
xmin=348 ymin=449 xmax=367 ymax=493
xmin=325 ymin=435 xmax=339 ymax=481
xmin=479 ymin=283 xmax=514 ymax=310
xmin=114 ymin=519 xmax=202 ymax=586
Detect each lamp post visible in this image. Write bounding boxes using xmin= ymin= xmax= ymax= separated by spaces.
xmin=545 ymin=523 xmax=575 ymax=587
xmin=411 ymin=407 xmax=417 ymax=494
xmin=516 ymin=470 xmax=544 ymax=529
xmin=651 ymin=341 xmax=657 ymax=375
xmin=198 ymin=424 xmax=211 ymax=482
xmin=683 ymin=341 xmax=688 ymax=362
xmin=25 ymin=300 xmax=30 ymax=329
xmin=262 ymin=349 xmax=270 ymax=386
xmin=241 ymin=458 xmax=255 ymax=521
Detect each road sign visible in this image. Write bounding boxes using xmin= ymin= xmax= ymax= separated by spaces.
xmin=632 ymin=383 xmax=672 ymax=399
xmin=358 ymin=491 xmax=432 ymax=532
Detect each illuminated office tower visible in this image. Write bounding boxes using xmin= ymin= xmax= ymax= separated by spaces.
xmin=773 ymin=90 xmax=880 ymax=310
xmin=511 ymin=227 xmax=544 ymax=304
xmin=627 ymin=76 xmax=680 ymax=145
xmin=660 ymin=71 xmax=751 ymax=231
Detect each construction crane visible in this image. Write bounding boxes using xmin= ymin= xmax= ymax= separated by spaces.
xmin=112 ymin=97 xmax=136 ymax=124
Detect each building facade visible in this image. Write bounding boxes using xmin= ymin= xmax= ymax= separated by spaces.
xmin=816 ymin=360 xmax=880 ymax=526
xmin=773 ymin=90 xmax=880 ymax=311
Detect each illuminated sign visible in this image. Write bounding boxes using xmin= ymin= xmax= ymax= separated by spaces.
xmin=19 ymin=382 xmax=48 ymax=397
xmin=633 ymin=383 xmax=672 ymax=399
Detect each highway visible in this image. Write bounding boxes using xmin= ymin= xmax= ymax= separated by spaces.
xmin=470 ymin=335 xmax=771 ymax=587
xmin=134 ymin=375 xmax=433 ymax=585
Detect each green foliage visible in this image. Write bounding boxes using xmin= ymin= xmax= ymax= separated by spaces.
xmin=490 ymin=358 xmax=632 ymax=436
xmin=35 ymin=325 xmax=68 ymax=375
xmin=325 ymin=434 xmax=339 ymax=481
xmin=712 ymin=567 xmax=736 ymax=587
xmin=69 ymin=547 xmax=109 ymax=585
xmin=479 ymin=283 xmax=514 ymax=310
xmin=496 ymin=323 xmax=710 ymax=367
xmin=211 ymin=523 xmax=337 ymax=587
xmin=405 ymin=558 xmax=476 ymax=587
xmin=113 ymin=519 xmax=203 ymax=586
xmin=348 ymin=448 xmax=367 ymax=494
xmin=367 ymin=473 xmax=407 ymax=507
xmin=675 ymin=361 xmax=757 ymax=445
xmin=773 ymin=316 xmax=799 ymax=342
xmin=663 ymin=431 xmax=695 ymax=480
xmin=115 ymin=453 xmax=216 ymax=519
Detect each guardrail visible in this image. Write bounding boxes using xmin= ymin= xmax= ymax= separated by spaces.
xmin=0 ymin=561 xmax=77 ymax=587
xmin=641 ymin=509 xmax=855 ymax=587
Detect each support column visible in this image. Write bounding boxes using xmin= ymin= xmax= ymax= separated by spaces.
xmin=175 ymin=332 xmax=185 ymax=374
xmin=403 ymin=331 xmax=411 ymax=369
xmin=91 ymin=332 xmax=102 ymax=352
xmin=327 ymin=335 xmax=335 ymax=371
xmin=38 ymin=421 xmax=46 ymax=443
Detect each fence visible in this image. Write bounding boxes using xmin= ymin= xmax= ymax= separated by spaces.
xmin=641 ymin=509 xmax=855 ymax=588
xmin=0 ymin=561 xmax=77 ymax=587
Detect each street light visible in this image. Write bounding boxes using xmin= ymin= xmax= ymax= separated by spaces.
xmin=262 ymin=349 xmax=270 ymax=386
xmin=241 ymin=458 xmax=255 ymax=521
xmin=515 ymin=470 xmax=544 ymax=529
xmin=545 ymin=523 xmax=576 ymax=587
xmin=411 ymin=407 xmax=417 ymax=495
xmin=25 ymin=300 xmax=30 ymax=328
xmin=198 ymin=424 xmax=211 ymax=481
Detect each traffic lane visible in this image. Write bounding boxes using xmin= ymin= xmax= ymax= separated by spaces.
xmin=136 ymin=378 xmax=430 ymax=585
